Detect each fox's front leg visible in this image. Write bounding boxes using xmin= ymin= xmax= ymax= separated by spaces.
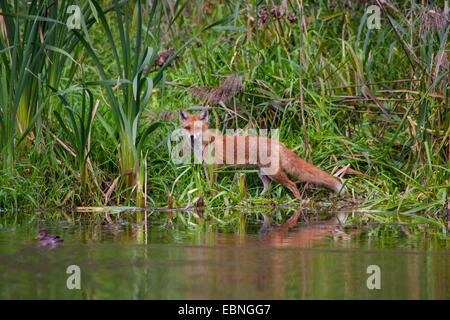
xmin=267 ymin=170 xmax=302 ymax=200
xmin=203 ymin=164 xmax=211 ymax=184
xmin=203 ymin=164 xmax=218 ymax=186
xmin=203 ymin=164 xmax=218 ymax=197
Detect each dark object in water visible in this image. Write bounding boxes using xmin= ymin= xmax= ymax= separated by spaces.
xmin=34 ymin=230 xmax=64 ymax=246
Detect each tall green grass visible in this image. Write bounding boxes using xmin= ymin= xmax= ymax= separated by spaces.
xmin=54 ymin=86 xmax=96 ymax=197
xmin=0 ymin=0 xmax=100 ymax=171
xmin=70 ymin=0 xmax=244 ymax=209
xmin=157 ymin=0 xmax=448 ymax=223
xmin=0 ymin=0 xmax=448 ymax=231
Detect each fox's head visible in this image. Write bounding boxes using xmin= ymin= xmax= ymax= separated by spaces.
xmin=179 ymin=108 xmax=210 ymax=145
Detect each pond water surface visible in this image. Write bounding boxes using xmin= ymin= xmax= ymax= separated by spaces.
xmin=0 ymin=209 xmax=449 ymax=299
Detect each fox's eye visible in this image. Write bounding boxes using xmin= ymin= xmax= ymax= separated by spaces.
xmin=184 ymin=126 xmax=190 ymax=130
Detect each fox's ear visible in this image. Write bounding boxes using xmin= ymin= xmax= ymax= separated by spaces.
xmin=179 ymin=108 xmax=188 ymax=122
xmin=199 ymin=108 xmax=209 ymax=122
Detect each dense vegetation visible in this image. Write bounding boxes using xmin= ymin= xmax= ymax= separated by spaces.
xmin=0 ymin=0 xmax=448 ymax=229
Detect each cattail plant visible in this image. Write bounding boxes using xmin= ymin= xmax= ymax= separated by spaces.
xmin=54 ymin=87 xmax=96 ymax=198
xmin=0 ymin=0 xmax=100 ymax=171
xmin=74 ymin=0 xmax=242 ymax=210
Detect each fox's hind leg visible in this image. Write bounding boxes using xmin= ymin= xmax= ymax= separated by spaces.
xmin=267 ymin=170 xmax=302 ymax=200
xmin=258 ymin=171 xmax=271 ymax=196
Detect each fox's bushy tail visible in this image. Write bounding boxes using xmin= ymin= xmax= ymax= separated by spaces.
xmin=280 ymin=145 xmax=345 ymax=195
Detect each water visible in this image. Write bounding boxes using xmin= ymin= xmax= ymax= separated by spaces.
xmin=0 ymin=210 xmax=449 ymax=299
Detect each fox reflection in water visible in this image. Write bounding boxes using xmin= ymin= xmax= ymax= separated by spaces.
xmin=257 ymin=210 xmax=359 ymax=247
xmin=205 ymin=211 xmax=363 ymax=299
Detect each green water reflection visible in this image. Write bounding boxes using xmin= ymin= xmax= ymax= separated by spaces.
xmin=0 ymin=210 xmax=449 ymax=299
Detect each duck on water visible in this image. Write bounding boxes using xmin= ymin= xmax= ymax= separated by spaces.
xmin=34 ymin=230 xmax=64 ymax=246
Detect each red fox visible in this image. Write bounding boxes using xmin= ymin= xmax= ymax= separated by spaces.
xmin=178 ymin=108 xmax=345 ymax=200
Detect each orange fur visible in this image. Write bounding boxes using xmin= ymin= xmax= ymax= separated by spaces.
xmin=179 ymin=108 xmax=344 ymax=200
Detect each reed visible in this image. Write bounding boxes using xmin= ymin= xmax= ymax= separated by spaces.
xmin=0 ymin=0 xmax=447 ymax=232
xmin=0 ymin=0 xmax=99 ymax=171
